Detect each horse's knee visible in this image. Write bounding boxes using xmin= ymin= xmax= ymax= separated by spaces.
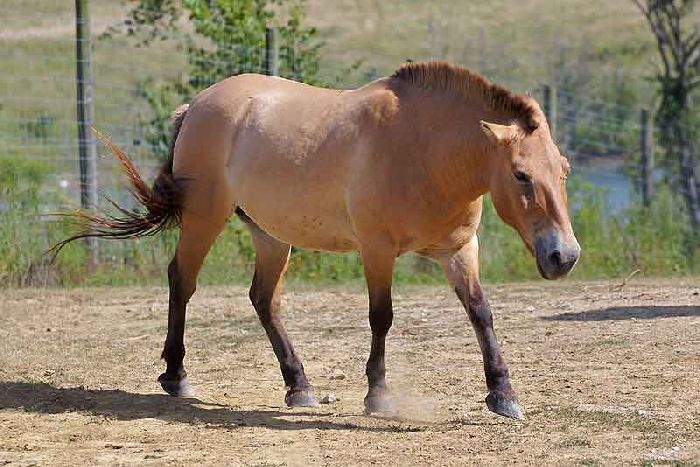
xmin=467 ymin=290 xmax=494 ymax=330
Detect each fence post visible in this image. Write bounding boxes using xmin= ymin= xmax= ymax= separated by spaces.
xmin=640 ymin=109 xmax=654 ymax=206
xmin=542 ymin=85 xmax=557 ymax=141
xmin=542 ymin=84 xmax=557 ymax=141
xmin=265 ymin=27 xmax=279 ymax=76
xmin=75 ymin=0 xmax=99 ymax=267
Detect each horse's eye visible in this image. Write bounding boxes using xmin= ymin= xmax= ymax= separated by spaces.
xmin=513 ymin=170 xmax=532 ymax=184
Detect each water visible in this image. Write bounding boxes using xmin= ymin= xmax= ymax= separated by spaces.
xmin=576 ymin=164 xmax=634 ymax=213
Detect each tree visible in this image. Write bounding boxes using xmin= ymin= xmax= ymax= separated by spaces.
xmin=118 ymin=0 xmax=323 ymax=158
xmin=633 ymin=0 xmax=700 ymax=232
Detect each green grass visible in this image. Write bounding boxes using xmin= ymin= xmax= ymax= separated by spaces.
xmin=2 ymin=156 xmax=696 ymax=287
xmin=308 ymin=0 xmax=663 ymax=91
xmin=1 ymin=0 xmax=698 ymax=287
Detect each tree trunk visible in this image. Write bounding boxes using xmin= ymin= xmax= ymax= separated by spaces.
xmin=677 ymin=125 xmax=700 ymax=231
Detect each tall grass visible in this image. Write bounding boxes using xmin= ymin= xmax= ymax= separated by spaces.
xmin=567 ymin=177 xmax=697 ymax=277
xmin=0 ymin=159 xmax=696 ymax=288
xmin=478 ymin=177 xmax=697 ymax=282
xmin=0 ymin=158 xmax=85 ymax=286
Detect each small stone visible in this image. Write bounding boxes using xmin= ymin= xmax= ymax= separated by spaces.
xmin=319 ymin=394 xmax=337 ymax=404
xmin=330 ymin=372 xmax=346 ymax=380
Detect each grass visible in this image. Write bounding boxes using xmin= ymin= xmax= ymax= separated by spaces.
xmin=642 ymin=461 xmax=700 ymax=467
xmin=2 ymin=163 xmax=697 ymax=287
xmin=1 ymin=0 xmax=698 ymax=286
xmin=558 ymin=437 xmax=593 ymax=448
xmin=307 ymin=0 xmax=664 ymax=91
xmin=548 ymin=407 xmax=684 ymax=449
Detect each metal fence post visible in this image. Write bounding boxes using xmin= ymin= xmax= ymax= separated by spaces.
xmin=75 ymin=0 xmax=99 ymax=267
xmin=542 ymin=85 xmax=557 ymax=142
xmin=265 ymin=27 xmax=279 ymax=76
xmin=640 ymin=109 xmax=654 ymax=206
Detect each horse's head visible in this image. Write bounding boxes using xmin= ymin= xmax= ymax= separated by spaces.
xmin=480 ymin=117 xmax=580 ymax=280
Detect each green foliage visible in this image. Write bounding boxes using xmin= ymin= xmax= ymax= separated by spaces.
xmin=125 ymin=0 xmax=324 ymax=159
xmin=137 ymin=78 xmax=179 ymax=158
xmin=179 ymin=0 xmax=322 ymax=87
xmin=475 ymin=176 xmax=699 ymax=283
xmin=0 ymin=158 xmax=84 ymax=286
xmin=478 ymin=195 xmax=539 ymax=282
xmin=617 ymin=186 xmax=695 ymax=274
xmin=1 ymin=163 xmax=697 ymax=287
xmin=0 ymin=158 xmax=47 ymax=206
xmin=569 ymin=176 xmax=696 ymax=276
xmin=124 ymin=0 xmax=323 ymax=82
xmin=19 ymin=114 xmax=56 ymax=142
xmin=2 ymin=1 xmax=698 ymax=288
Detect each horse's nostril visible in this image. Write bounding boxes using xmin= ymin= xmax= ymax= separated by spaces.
xmin=548 ymin=250 xmax=562 ymax=268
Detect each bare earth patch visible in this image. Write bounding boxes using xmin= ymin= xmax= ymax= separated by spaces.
xmin=1 ymin=279 xmax=698 ymax=465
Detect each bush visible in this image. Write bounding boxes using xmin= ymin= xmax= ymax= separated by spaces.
xmin=0 ymin=158 xmax=84 ymax=286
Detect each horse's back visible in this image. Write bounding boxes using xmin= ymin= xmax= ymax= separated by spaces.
xmin=176 ymin=73 xmax=383 ymax=251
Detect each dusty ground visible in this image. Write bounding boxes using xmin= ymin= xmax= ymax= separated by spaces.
xmin=0 ymin=279 xmax=699 ymax=466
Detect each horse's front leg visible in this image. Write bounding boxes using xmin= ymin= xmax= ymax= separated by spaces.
xmin=360 ymin=240 xmax=398 ymax=415
xmin=439 ymin=237 xmax=524 ymax=419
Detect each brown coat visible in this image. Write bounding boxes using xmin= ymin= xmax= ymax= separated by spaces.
xmin=56 ymin=62 xmax=580 ymax=419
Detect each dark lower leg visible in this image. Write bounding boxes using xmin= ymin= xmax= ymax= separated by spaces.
xmin=360 ymin=245 xmax=396 ymax=414
xmin=457 ymin=283 xmax=522 ymax=418
xmin=159 ymin=257 xmax=196 ymax=396
xmin=364 ymin=301 xmax=394 ymax=414
xmin=440 ymin=240 xmax=523 ymax=419
xmin=463 ymin=286 xmax=514 ymax=399
xmin=250 ymin=274 xmax=311 ymax=394
xmin=366 ymin=298 xmax=392 ymax=397
xmin=246 ymin=225 xmax=316 ymax=407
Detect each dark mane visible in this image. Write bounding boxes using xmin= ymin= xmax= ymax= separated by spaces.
xmin=391 ymin=61 xmax=540 ymax=133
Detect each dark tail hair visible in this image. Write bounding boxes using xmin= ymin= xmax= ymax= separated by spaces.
xmin=50 ymin=104 xmax=190 ymax=258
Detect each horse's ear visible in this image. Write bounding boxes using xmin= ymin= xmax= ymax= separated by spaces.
xmin=480 ymin=121 xmax=519 ymax=146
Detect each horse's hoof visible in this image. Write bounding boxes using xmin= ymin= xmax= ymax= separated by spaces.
xmin=485 ymin=391 xmax=524 ymax=420
xmin=158 ymin=374 xmax=195 ymax=397
xmin=285 ymin=388 xmax=319 ymax=407
xmin=364 ymin=395 xmax=397 ymax=416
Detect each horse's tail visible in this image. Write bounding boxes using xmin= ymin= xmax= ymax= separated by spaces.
xmin=50 ymin=104 xmax=190 ymax=257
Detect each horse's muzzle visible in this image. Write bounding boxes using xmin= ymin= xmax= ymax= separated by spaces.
xmin=534 ymin=229 xmax=580 ymax=280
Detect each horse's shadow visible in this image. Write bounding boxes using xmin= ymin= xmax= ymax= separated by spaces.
xmin=0 ymin=381 xmax=389 ymax=432
xmin=542 ymin=305 xmax=699 ymax=321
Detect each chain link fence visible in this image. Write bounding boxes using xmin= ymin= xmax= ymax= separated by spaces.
xmin=0 ymin=2 xmax=676 ymax=284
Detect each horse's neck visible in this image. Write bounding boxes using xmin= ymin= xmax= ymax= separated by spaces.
xmin=396 ymin=88 xmax=494 ymax=201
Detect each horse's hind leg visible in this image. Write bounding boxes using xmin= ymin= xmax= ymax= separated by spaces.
xmin=158 ymin=210 xmax=229 ymax=397
xmin=244 ymin=216 xmax=317 ymax=407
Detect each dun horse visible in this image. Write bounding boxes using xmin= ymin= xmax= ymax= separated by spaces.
xmin=56 ymin=61 xmax=580 ymax=419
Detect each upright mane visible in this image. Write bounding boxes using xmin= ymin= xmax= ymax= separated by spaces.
xmin=391 ymin=61 xmax=540 ymax=133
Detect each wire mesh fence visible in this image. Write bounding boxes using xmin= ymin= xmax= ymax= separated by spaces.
xmin=0 ymin=2 xmax=672 ymax=280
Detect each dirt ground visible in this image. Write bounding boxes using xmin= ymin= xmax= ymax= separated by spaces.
xmin=1 ymin=279 xmax=699 ymax=466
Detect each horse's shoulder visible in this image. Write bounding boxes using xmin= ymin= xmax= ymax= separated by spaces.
xmin=351 ymin=84 xmax=399 ymax=126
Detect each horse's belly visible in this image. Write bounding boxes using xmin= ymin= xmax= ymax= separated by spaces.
xmin=242 ymin=202 xmax=359 ymax=252
xmin=231 ymin=158 xmax=359 ymax=251
xmin=226 ymin=85 xmax=363 ymax=251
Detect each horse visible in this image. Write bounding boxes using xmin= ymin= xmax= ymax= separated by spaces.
xmin=55 ymin=61 xmax=580 ymax=420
